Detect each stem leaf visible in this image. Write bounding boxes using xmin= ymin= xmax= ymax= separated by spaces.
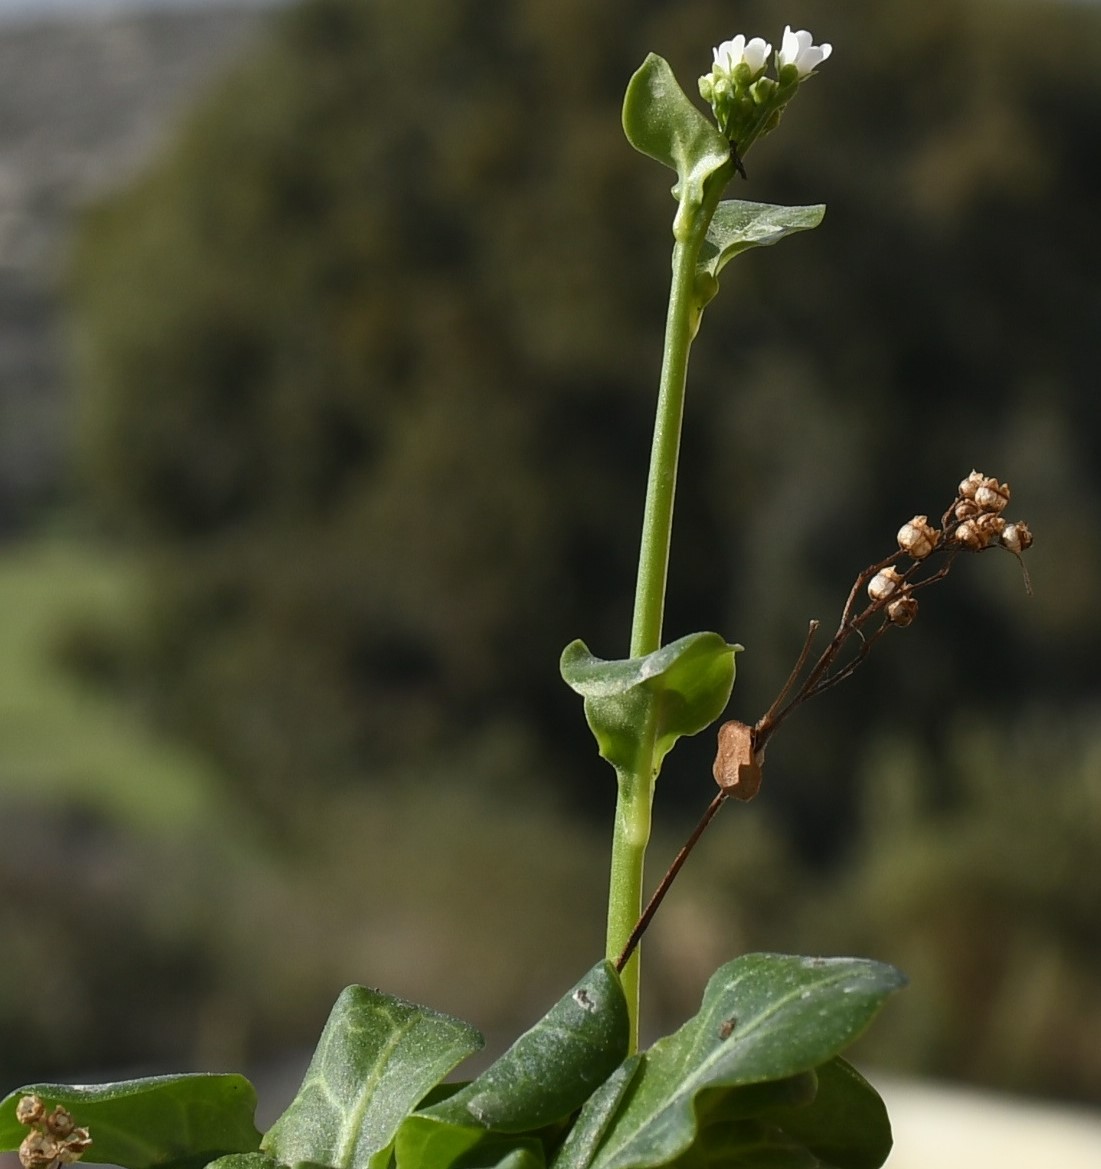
xmin=585 ymin=954 xmax=905 ymax=1169
xmin=560 ymin=633 xmax=740 ymax=776
xmin=0 ymin=1075 xmax=262 ymax=1169
xmin=622 ymin=54 xmax=732 ymax=215
xmin=262 ymin=986 xmax=483 ymax=1169
xmin=699 ymin=201 xmax=825 ymax=283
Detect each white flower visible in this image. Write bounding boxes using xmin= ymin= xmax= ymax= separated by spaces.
xmin=712 ymin=34 xmax=772 ymax=80
xmin=777 ymin=26 xmax=832 ymax=78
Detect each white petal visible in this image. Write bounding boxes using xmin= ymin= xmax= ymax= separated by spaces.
xmin=714 ymin=35 xmax=745 ymax=72
xmin=743 ymin=36 xmax=772 ymax=73
xmin=800 ymin=46 xmax=829 ymax=73
xmin=780 ymin=25 xmax=799 ymax=64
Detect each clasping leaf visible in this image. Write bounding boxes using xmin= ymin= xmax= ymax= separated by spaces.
xmin=698 ymin=201 xmax=825 ymax=284
xmin=560 ymin=632 xmax=740 ymax=778
xmin=622 ymin=54 xmax=732 ymax=231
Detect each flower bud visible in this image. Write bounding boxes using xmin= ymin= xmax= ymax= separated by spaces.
xmin=897 ymin=515 xmax=939 ymax=560
xmin=887 ymin=593 xmax=918 ymax=627
xmin=1001 ymin=521 xmax=1034 ymax=554
xmin=868 ymin=566 xmax=903 ymax=602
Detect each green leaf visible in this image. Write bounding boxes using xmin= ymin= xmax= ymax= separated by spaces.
xmin=396 ymin=962 xmax=629 ymax=1169
xmin=621 ymin=54 xmax=731 ymax=215
xmin=262 ymin=985 xmax=483 ymax=1169
xmin=587 ymin=954 xmax=905 ymax=1169
xmin=698 ymin=201 xmax=825 ymax=283
xmin=665 ymin=1118 xmax=821 ymax=1168
xmin=549 ymin=1058 xmax=641 ymax=1169
xmin=452 ymin=1136 xmax=545 ymax=1169
xmin=560 ymin=633 xmax=740 ymax=776
xmin=0 ymin=1075 xmax=262 ymax=1169
xmin=755 ymin=1058 xmax=892 ymax=1169
xmin=205 ymin=1155 xmax=282 ymax=1169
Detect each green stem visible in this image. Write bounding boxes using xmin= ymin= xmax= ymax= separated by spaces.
xmin=607 ymin=166 xmax=732 ymax=1051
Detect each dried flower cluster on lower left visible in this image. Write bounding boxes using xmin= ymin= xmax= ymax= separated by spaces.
xmin=15 ymin=1097 xmax=91 ymax=1169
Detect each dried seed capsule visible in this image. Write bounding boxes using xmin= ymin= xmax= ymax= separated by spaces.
xmin=959 ymin=469 xmax=985 ymax=499
xmin=19 ymin=1132 xmax=59 ymax=1169
xmin=975 ymin=512 xmax=1006 ymax=542
xmin=46 ymin=1108 xmax=75 ymax=1140
xmin=712 ymin=720 xmax=762 ymax=801
xmin=1001 ymin=521 xmax=1033 ymax=553
xmin=887 ymin=594 xmax=918 ymax=627
xmin=897 ymin=515 xmax=939 ymax=559
xmin=16 ymin=1097 xmax=45 ymax=1128
xmin=868 ymin=566 xmax=903 ymax=602
xmin=953 ymin=519 xmax=988 ymax=550
xmin=57 ymin=1130 xmax=92 ymax=1165
xmin=954 ymin=498 xmax=980 ymax=522
xmin=975 ymin=477 xmax=1010 ymax=513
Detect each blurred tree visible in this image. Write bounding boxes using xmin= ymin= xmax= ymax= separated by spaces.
xmin=68 ymin=0 xmax=1099 ymax=848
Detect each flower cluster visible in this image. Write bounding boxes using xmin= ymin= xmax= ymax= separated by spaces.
xmin=699 ymin=25 xmax=831 ymax=158
xmin=16 ymin=1098 xmax=91 ymax=1169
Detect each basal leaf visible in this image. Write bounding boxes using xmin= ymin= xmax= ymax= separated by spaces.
xmin=549 ymin=1058 xmax=641 ymax=1169
xmin=589 ymin=954 xmax=905 ymax=1169
xmin=0 ymin=1075 xmax=261 ymax=1169
xmin=560 ymin=633 xmax=740 ymax=777
xmin=396 ymin=963 xmax=628 ymax=1169
xmin=205 ymin=1155 xmax=281 ymax=1169
xmin=453 ymin=1136 xmax=545 ymax=1169
xmin=262 ymin=986 xmax=483 ymax=1169
xmin=424 ymin=961 xmax=627 ymax=1130
xmin=697 ymin=202 xmax=825 ymax=283
xmin=667 ymin=1118 xmax=821 ymax=1168
xmin=754 ymin=1058 xmax=892 ymax=1169
xmin=621 ymin=54 xmax=731 ymax=218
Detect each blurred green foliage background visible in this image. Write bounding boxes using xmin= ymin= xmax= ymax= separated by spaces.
xmin=2 ymin=0 xmax=1099 ymax=1107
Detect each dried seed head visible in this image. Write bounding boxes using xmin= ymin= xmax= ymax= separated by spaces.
xmin=887 ymin=593 xmax=919 ymax=627
xmin=56 ymin=1131 xmax=92 ymax=1165
xmin=959 ymin=469 xmax=985 ymax=500
xmin=712 ymin=720 xmax=762 ymax=801
xmin=19 ymin=1132 xmax=58 ymax=1169
xmin=975 ymin=477 xmax=1011 ymax=513
xmin=16 ymin=1097 xmax=46 ymax=1128
xmin=868 ymin=566 xmax=903 ymax=602
xmin=953 ymin=519 xmax=989 ymax=550
xmin=954 ymin=498 xmax=980 ymax=522
xmin=1001 ymin=521 xmax=1034 ymax=554
xmin=45 ymin=1108 xmax=74 ymax=1140
xmin=976 ymin=512 xmax=1006 ymax=541
xmin=897 ymin=515 xmax=939 ymax=560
